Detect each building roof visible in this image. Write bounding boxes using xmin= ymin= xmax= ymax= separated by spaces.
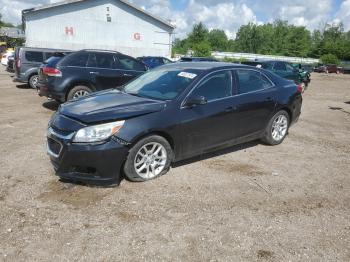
xmin=0 ymin=27 xmax=25 ymax=39
xmin=22 ymin=0 xmax=175 ymax=30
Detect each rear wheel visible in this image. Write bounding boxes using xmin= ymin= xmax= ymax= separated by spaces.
xmin=29 ymin=74 xmax=39 ymax=89
xmin=262 ymin=110 xmax=290 ymax=145
xmin=124 ymin=135 xmax=173 ymax=182
xmin=67 ymin=85 xmax=92 ymax=101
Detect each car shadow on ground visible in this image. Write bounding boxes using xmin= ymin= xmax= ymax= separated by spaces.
xmin=16 ymin=84 xmax=30 ymax=89
xmin=329 ymin=106 xmax=350 ymax=115
xmin=172 ymin=140 xmax=260 ymax=168
xmin=42 ymin=100 xmax=60 ymax=111
xmin=55 ymin=140 xmax=261 ymax=188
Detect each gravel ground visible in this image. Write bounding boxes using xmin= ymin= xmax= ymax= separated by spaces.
xmin=0 ymin=66 xmax=349 ymax=261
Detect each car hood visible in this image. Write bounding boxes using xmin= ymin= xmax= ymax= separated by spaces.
xmin=59 ymin=89 xmax=166 ymax=124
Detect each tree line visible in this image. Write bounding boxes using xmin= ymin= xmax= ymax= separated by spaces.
xmin=173 ymin=21 xmax=350 ymax=63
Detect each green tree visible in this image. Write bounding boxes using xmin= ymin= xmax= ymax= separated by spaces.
xmin=208 ymin=29 xmax=228 ymax=51
xmin=187 ymin=22 xmax=209 ymax=46
xmin=193 ymin=42 xmax=211 ymax=57
xmin=320 ymin=54 xmax=339 ymax=65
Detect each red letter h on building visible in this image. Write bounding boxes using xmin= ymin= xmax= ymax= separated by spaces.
xmin=65 ymin=27 xmax=74 ymax=35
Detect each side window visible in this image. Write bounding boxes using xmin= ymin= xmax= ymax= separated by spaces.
xmin=25 ymin=51 xmax=44 ymax=62
xmin=286 ymin=64 xmax=295 ymax=71
xmin=191 ymin=71 xmax=232 ymax=101
xmin=45 ymin=52 xmax=55 ymax=60
xmin=163 ymin=58 xmax=172 ymax=64
xmin=60 ymin=52 xmax=88 ymax=67
xmin=236 ymin=70 xmax=273 ymax=94
xmin=274 ymin=62 xmax=287 ymax=71
xmin=88 ymin=53 xmax=116 ymax=69
xmin=117 ymin=55 xmax=146 ymax=71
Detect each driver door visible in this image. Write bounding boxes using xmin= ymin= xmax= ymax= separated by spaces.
xmin=179 ymin=70 xmax=235 ymax=158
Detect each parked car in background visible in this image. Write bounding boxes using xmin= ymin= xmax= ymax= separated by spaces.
xmin=6 ymin=55 xmax=15 ymax=72
xmin=1 ymin=50 xmax=14 ymax=66
xmin=314 ymin=64 xmax=340 ymax=74
xmin=13 ymin=47 xmax=70 ymax=89
xmin=37 ymin=52 xmax=70 ymax=93
xmin=137 ymin=56 xmax=173 ymax=69
xmin=46 ymin=62 xmax=302 ymax=185
xmin=242 ymin=61 xmax=308 ymax=91
xmin=179 ymin=57 xmax=219 ymax=62
xmin=39 ymin=49 xmax=147 ymax=102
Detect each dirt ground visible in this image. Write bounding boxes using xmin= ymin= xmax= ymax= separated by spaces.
xmin=0 ymin=65 xmax=349 ymax=261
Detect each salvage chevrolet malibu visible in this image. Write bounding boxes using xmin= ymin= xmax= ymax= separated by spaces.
xmin=47 ymin=62 xmax=302 ymax=185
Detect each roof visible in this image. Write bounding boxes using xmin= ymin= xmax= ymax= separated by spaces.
xmin=0 ymin=27 xmax=25 ymax=39
xmin=161 ymin=62 xmax=252 ymax=70
xmin=22 ymin=0 xmax=175 ymax=30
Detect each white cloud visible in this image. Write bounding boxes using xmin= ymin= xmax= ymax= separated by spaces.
xmin=336 ymin=0 xmax=350 ymax=30
xmin=0 ymin=0 xmax=345 ymax=37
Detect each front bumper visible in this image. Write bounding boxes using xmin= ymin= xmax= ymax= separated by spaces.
xmin=47 ymin=127 xmax=129 ymax=185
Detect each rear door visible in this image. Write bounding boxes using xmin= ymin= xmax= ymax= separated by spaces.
xmin=87 ymin=52 xmax=122 ymax=90
xmin=116 ymin=54 xmax=147 ymax=85
xmin=230 ymin=69 xmax=277 ymax=137
xmin=21 ymin=50 xmax=44 ymax=77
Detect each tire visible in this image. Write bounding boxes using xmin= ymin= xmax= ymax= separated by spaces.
xmin=261 ymin=110 xmax=290 ymax=146
xmin=67 ymin=85 xmax=92 ymax=101
xmin=29 ymin=74 xmax=39 ymax=89
xmin=124 ymin=135 xmax=173 ymax=182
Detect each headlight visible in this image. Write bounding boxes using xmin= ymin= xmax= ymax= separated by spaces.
xmin=73 ymin=120 xmax=125 ymax=143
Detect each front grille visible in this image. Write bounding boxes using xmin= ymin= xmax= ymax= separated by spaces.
xmin=47 ymin=137 xmax=62 ymax=156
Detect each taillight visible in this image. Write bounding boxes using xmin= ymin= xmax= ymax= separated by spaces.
xmin=296 ymin=84 xmax=303 ymax=93
xmin=16 ymin=59 xmax=21 ymax=68
xmin=43 ymin=67 xmax=62 ymax=77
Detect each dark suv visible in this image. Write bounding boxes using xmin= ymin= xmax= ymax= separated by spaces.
xmin=39 ymin=50 xmax=147 ymax=102
xmin=13 ymin=47 xmax=70 ymax=89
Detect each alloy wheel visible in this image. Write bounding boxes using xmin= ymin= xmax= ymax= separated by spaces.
xmin=73 ymin=90 xmax=90 ymax=99
xmin=271 ymin=115 xmax=288 ymax=141
xmin=134 ymin=142 xmax=167 ymax=179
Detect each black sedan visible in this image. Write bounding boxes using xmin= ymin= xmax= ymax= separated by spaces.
xmin=47 ymin=63 xmax=302 ymax=185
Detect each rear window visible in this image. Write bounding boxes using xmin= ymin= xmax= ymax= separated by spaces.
xmin=44 ymin=56 xmax=63 ymax=68
xmin=59 ymin=52 xmax=88 ymax=67
xmin=25 ymin=51 xmax=44 ymax=62
xmin=117 ymin=55 xmax=146 ymax=71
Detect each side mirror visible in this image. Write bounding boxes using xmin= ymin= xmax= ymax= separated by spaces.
xmin=184 ymin=96 xmax=207 ymax=107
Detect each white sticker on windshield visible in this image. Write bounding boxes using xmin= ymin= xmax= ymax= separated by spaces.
xmin=178 ymin=72 xmax=197 ymax=79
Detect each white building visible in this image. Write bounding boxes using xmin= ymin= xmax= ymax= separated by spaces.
xmin=22 ymin=0 xmax=175 ymax=57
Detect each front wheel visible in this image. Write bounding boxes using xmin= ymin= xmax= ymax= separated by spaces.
xmin=262 ymin=110 xmax=290 ymax=145
xmin=124 ymin=135 xmax=173 ymax=182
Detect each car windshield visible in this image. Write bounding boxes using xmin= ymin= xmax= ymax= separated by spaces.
xmin=123 ymin=68 xmax=202 ymax=100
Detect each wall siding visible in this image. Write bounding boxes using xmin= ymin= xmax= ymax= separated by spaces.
xmin=24 ymin=0 xmax=173 ymax=57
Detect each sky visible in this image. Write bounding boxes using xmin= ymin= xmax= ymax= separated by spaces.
xmin=1 ymin=0 xmax=349 ymax=38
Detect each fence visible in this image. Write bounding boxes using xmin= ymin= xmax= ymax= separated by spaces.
xmin=212 ymin=51 xmax=319 ymax=64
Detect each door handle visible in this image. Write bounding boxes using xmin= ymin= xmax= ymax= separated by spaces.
xmin=123 ymin=73 xmax=132 ymax=77
xmin=90 ymin=71 xmax=99 ymax=75
xmin=265 ymin=97 xmax=273 ymax=101
xmin=225 ymin=106 xmax=235 ymax=112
